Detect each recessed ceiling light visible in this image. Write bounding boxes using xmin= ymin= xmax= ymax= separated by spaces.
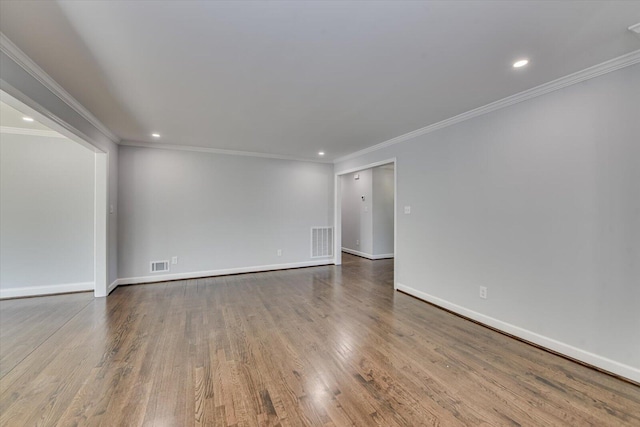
xmin=513 ymin=59 xmax=529 ymax=68
xmin=151 ymin=133 xmax=161 ymax=138
xmin=22 ymin=116 xmax=34 ymax=122
xmin=318 ymin=151 xmax=325 ymax=156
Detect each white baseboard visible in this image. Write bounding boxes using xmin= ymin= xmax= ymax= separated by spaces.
xmin=396 ymin=283 xmax=640 ymax=384
xmin=118 ymin=259 xmax=334 ymax=286
xmin=342 ymin=247 xmax=394 ymax=260
xmin=371 ymin=253 xmax=394 ymax=260
xmin=0 ymin=282 xmax=94 ymax=299
xmin=107 ymin=279 xmax=120 ymax=295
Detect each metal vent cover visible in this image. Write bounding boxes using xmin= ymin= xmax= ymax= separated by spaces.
xmin=311 ymin=227 xmax=333 ymax=258
xmin=150 ymin=260 xmax=170 ymax=273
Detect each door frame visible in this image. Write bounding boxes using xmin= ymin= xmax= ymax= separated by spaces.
xmin=334 ymin=157 xmax=397 ymax=289
xmin=0 ymin=90 xmax=109 ymax=297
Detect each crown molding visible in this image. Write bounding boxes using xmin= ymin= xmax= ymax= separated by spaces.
xmin=0 ymin=126 xmax=67 ymax=138
xmin=334 ymin=49 xmax=640 ymax=164
xmin=120 ymin=140 xmax=333 ymax=164
xmin=3 ymin=28 xmax=637 ymax=163
xmin=0 ymin=32 xmax=120 ymax=144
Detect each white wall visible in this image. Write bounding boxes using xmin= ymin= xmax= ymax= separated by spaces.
xmin=341 ymin=169 xmax=373 ymax=255
xmin=118 ymin=146 xmax=334 ymax=282
xmin=335 ymin=63 xmax=640 ymax=381
xmin=372 ymin=166 xmax=394 ymax=256
xmin=0 ymin=133 xmax=95 ymax=297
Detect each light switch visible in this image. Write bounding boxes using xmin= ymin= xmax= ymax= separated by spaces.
xmin=364 ymin=206 xmax=369 ymax=213
xmin=404 ymin=206 xmax=411 ymax=214
xmin=109 ymin=204 xmax=114 ymax=214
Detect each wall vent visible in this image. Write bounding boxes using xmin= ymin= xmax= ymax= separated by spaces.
xmin=311 ymin=227 xmax=333 ymax=258
xmin=150 ymin=260 xmax=170 ymax=273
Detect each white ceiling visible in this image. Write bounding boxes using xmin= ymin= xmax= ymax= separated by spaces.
xmin=1 ymin=1 xmax=639 ymax=161
xmin=0 ymin=101 xmax=54 ymax=132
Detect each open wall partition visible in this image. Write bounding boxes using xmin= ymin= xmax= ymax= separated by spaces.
xmin=334 ymin=158 xmax=397 ymax=284
xmin=0 ymin=91 xmax=109 ymax=298
xmin=1 ymin=38 xmax=120 ymax=296
xmin=340 ymin=164 xmax=394 ymax=260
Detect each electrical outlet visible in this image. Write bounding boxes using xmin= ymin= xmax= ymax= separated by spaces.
xmin=277 ymin=249 xmax=282 ymax=256
xmin=171 ymin=256 xmax=178 ymax=265
xmin=404 ymin=206 xmax=411 ymax=214
xmin=356 ymin=240 xmax=360 ymax=246
xmin=479 ymin=286 xmax=487 ymax=299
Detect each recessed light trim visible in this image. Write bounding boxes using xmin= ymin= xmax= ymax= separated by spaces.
xmin=513 ymin=59 xmax=529 ymax=68
xmin=22 ymin=116 xmax=34 ymax=122
xmin=318 ymin=151 xmax=325 ymax=156
xmin=151 ymin=133 xmax=161 ymax=138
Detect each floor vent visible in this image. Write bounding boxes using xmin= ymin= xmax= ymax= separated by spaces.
xmin=150 ymin=260 xmax=170 ymax=273
xmin=311 ymin=227 xmax=333 ymax=258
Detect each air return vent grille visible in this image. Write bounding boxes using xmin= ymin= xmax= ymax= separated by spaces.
xmin=150 ymin=260 xmax=170 ymax=273
xmin=311 ymin=227 xmax=333 ymax=258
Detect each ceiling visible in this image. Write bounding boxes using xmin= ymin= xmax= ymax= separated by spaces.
xmin=1 ymin=1 xmax=639 ymax=161
xmin=0 ymin=101 xmax=55 ymax=132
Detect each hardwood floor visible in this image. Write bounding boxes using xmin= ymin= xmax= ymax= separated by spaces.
xmin=1 ymin=254 xmax=638 ymax=426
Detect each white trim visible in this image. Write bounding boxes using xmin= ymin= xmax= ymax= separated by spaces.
xmin=334 ymin=50 xmax=640 ymax=164
xmin=341 ymin=248 xmax=394 ymax=260
xmin=393 ymin=161 xmax=397 ymax=288
xmin=118 ymin=259 xmax=334 ymax=286
xmin=396 ymin=283 xmax=640 ymax=384
xmin=0 ymin=33 xmax=120 ymax=143
xmin=93 ymin=153 xmax=108 ymax=297
xmin=1 ymin=89 xmax=105 ymax=154
xmin=334 ymin=173 xmax=342 ymax=266
xmin=0 ymin=282 xmax=94 ymax=299
xmin=0 ymin=126 xmax=66 ymax=138
xmin=107 ymin=279 xmax=120 ymax=295
xmin=119 ymin=140 xmax=332 ymax=164
xmin=337 ymin=158 xmax=400 ymax=176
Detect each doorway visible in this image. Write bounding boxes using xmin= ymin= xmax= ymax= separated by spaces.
xmin=334 ymin=158 xmax=397 ymax=288
xmin=0 ymin=91 xmax=108 ymax=298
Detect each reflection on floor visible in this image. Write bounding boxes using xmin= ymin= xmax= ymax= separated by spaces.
xmin=1 ymin=253 xmax=638 ymax=426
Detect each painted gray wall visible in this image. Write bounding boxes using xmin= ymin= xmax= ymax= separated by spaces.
xmin=1 ymin=51 xmax=119 ymax=287
xmin=335 ymin=64 xmax=640 ymax=377
xmin=372 ymin=166 xmax=394 ymax=256
xmin=0 ymin=133 xmax=94 ymax=291
xmin=341 ymin=169 xmax=373 ymax=255
xmin=118 ymin=146 xmax=334 ymax=279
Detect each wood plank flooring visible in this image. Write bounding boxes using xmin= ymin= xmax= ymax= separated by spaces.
xmin=1 ymin=253 xmax=638 ymax=426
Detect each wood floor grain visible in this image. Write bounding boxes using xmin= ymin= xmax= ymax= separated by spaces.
xmin=1 ymin=254 xmax=638 ymax=426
